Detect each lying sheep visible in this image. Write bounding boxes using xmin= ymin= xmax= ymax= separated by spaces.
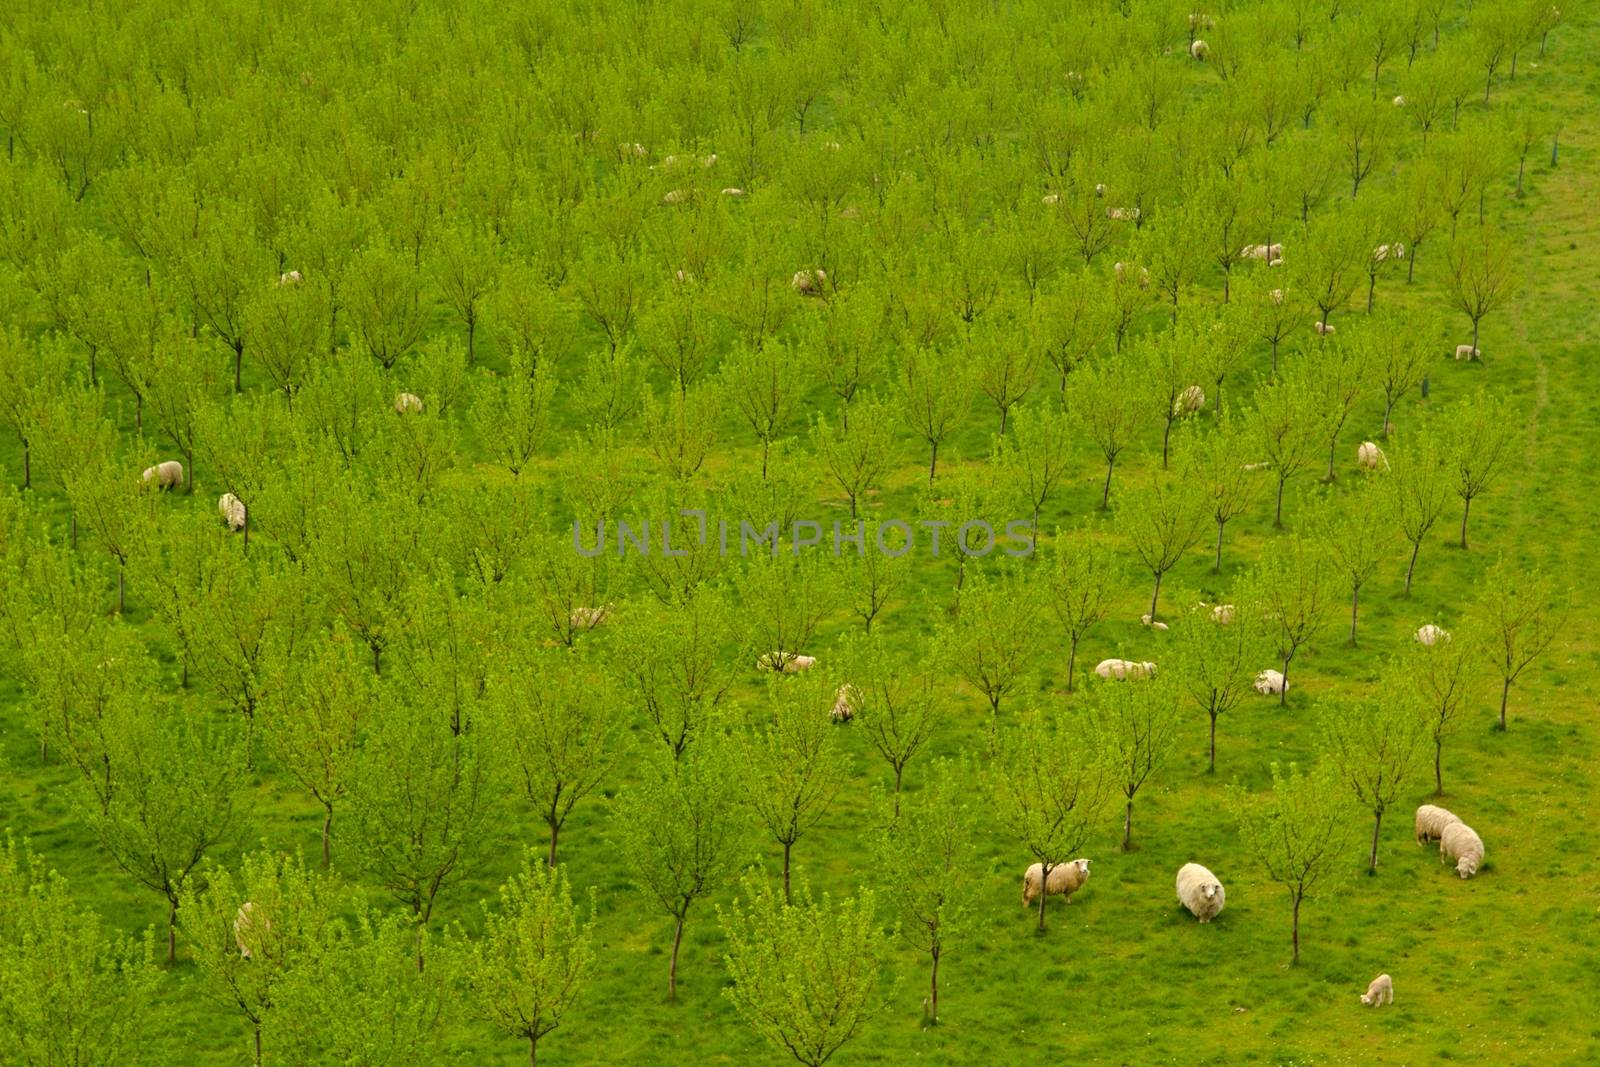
xmin=721 ymin=187 xmax=746 ymax=197
xmin=756 ymin=651 xmax=817 ymax=673
xmin=1357 ymin=441 xmax=1387 ymax=471
xmin=141 ymin=460 xmax=184 ymax=491
xmin=1106 ymin=206 xmax=1141 ymax=222
xmin=1414 ymin=804 xmax=1461 ymax=845
xmin=1454 ymin=344 xmax=1479 ymax=360
xmin=278 ymin=269 xmax=303 ymax=285
xmin=1314 ymin=321 xmax=1336 ymax=336
xmin=1253 ymin=669 xmax=1287 ymax=695
xmin=1022 ymin=858 xmax=1091 ymax=907
xmin=569 ymin=605 xmax=612 ymax=629
xmin=1176 ymin=863 xmax=1226 ymax=922
xmin=791 ymin=269 xmax=828 ymax=296
xmin=218 ymin=493 xmax=246 ymax=532
xmin=1190 ymin=39 xmax=1210 ymax=60
xmin=1096 ymin=659 xmax=1157 ymax=680
xmin=1139 ymin=614 xmax=1170 ymax=631
xmin=1210 ymin=603 xmax=1236 ymax=624
xmin=1113 ymin=261 xmax=1150 ymax=286
xmin=1440 ymin=821 xmax=1484 ymax=878
xmin=1361 ymin=973 xmax=1394 ymax=1006
xmin=1239 ymin=243 xmax=1284 ymax=263
xmin=660 ymin=189 xmax=692 ymax=205
xmin=1373 ymin=243 xmax=1407 ymax=263
xmin=394 ymin=392 xmax=423 ymax=414
xmin=1174 ymin=384 xmax=1205 ymax=415
xmin=234 ymin=901 xmax=269 ymax=960
xmin=830 ymin=683 xmax=858 ymax=722
xmin=1415 ymin=623 xmax=1451 ymax=646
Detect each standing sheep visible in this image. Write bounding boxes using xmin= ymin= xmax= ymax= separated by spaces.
xmin=234 ymin=901 xmax=270 ymax=960
xmin=1454 ymin=344 xmax=1480 ymax=360
xmin=278 ymin=269 xmax=303 ymax=285
xmin=1414 ymin=804 xmax=1461 ymax=845
xmin=1414 ymin=624 xmax=1452 ymax=646
xmin=141 ymin=460 xmax=184 ymax=490
xmin=830 ymin=683 xmax=858 ymax=722
xmin=1314 ymin=321 xmax=1336 ymax=336
xmin=1176 ymin=863 xmax=1226 ymax=922
xmin=1139 ymin=614 xmax=1170 ymax=631
xmin=1022 ymin=858 xmax=1092 ymax=907
xmin=1361 ymin=973 xmax=1394 ymax=1006
xmin=1211 ymin=603 xmax=1236 ymax=624
xmin=1357 ymin=441 xmax=1387 ymax=471
xmin=1174 ymin=385 xmax=1205 ymax=415
xmin=1190 ymin=39 xmax=1210 ymax=60
xmin=1253 ymin=669 xmax=1287 ymax=696
xmin=791 ymin=269 xmax=828 ymax=296
xmin=218 ymin=493 xmax=246 ymax=532
xmin=1095 ymin=659 xmax=1157 ymax=680
xmin=394 ymin=392 xmax=423 ymax=414
xmin=756 ymin=651 xmax=817 ymax=673
xmin=1440 ymin=822 xmax=1484 ymax=878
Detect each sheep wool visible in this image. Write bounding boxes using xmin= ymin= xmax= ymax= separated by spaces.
xmin=234 ymin=902 xmax=269 ymax=960
xmin=1190 ymin=39 xmax=1209 ymax=60
xmin=141 ymin=460 xmax=184 ymax=490
xmin=830 ymin=684 xmax=858 ymax=722
xmin=1314 ymin=321 xmax=1336 ymax=336
xmin=1253 ymin=669 xmax=1287 ymax=695
xmin=1414 ymin=804 xmax=1462 ymax=845
xmin=1174 ymin=384 xmax=1205 ymax=415
xmin=1139 ymin=614 xmax=1170 ymax=631
xmin=1095 ymin=659 xmax=1157 ymax=681
xmin=1210 ymin=603 xmax=1236 ymax=624
xmin=792 ymin=269 xmax=828 ymax=296
xmin=218 ymin=493 xmax=246 ymax=532
xmin=1022 ymin=859 xmax=1091 ymax=907
xmin=394 ymin=392 xmax=423 ymax=414
xmin=1415 ymin=624 xmax=1451 ymax=646
xmin=756 ymin=651 xmax=817 ymax=673
xmin=1357 ymin=441 xmax=1386 ymax=471
xmin=1176 ymin=862 xmax=1226 ymax=922
xmin=569 ymin=605 xmax=611 ymax=629
xmin=1440 ymin=821 xmax=1485 ymax=878
xmin=1454 ymin=344 xmax=1480 ymax=360
xmin=1361 ymin=973 xmax=1394 ymax=1006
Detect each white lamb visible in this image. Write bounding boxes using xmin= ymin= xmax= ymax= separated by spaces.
xmin=1190 ymin=39 xmax=1210 ymax=60
xmin=1361 ymin=973 xmax=1394 ymax=1006
xmin=1454 ymin=344 xmax=1480 ymax=360
xmin=1174 ymin=385 xmax=1205 ymax=415
xmin=278 ymin=269 xmax=303 ymax=285
xmin=1253 ymin=669 xmax=1287 ymax=695
xmin=218 ymin=493 xmax=246 ymax=532
xmin=1314 ymin=321 xmax=1336 ymax=336
xmin=569 ymin=605 xmax=612 ymax=629
xmin=1022 ymin=858 xmax=1091 ymax=907
xmin=1440 ymin=821 xmax=1484 ymax=878
xmin=1414 ymin=804 xmax=1461 ymax=845
xmin=1357 ymin=441 xmax=1386 ymax=471
xmin=830 ymin=683 xmax=858 ymax=722
xmin=1373 ymin=243 xmax=1407 ymax=263
xmin=1415 ymin=624 xmax=1451 ymax=646
xmin=1139 ymin=614 xmax=1170 ymax=631
xmin=1211 ymin=603 xmax=1236 ymax=624
xmin=660 ymin=189 xmax=692 ymax=205
xmin=1176 ymin=862 xmax=1226 ymax=922
xmin=1095 ymin=659 xmax=1157 ymax=680
xmin=1106 ymin=206 xmax=1141 ymax=221
xmin=1393 ymin=94 xmax=1407 ymax=106
xmin=792 ymin=269 xmax=828 ymax=296
xmin=721 ymin=187 xmax=746 ymax=197
xmin=1239 ymin=243 xmax=1284 ymax=263
xmin=141 ymin=460 xmax=184 ymax=490
xmin=394 ymin=392 xmax=423 ymax=414
xmin=234 ymin=902 xmax=269 ymax=960
xmin=756 ymin=651 xmax=817 ymax=673
xmin=1113 ymin=261 xmax=1150 ymax=286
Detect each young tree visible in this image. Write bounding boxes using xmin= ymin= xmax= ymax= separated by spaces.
xmin=873 ymin=760 xmax=978 ymax=1025
xmin=1321 ymin=696 xmax=1426 ymax=872
xmin=937 ymin=565 xmax=1044 ymax=718
xmin=1396 ymin=634 xmax=1478 ymax=794
xmin=1311 ymin=483 xmax=1394 ymax=646
xmin=430 ymin=223 xmax=500 ymax=365
xmin=1138 ymin=330 xmax=1200 ymax=469
xmin=898 ymin=342 xmax=974 ymax=481
xmin=850 ymin=637 xmax=945 ymax=807
xmin=1472 ymin=559 xmax=1563 ymax=731
xmin=1227 ymin=761 xmax=1357 ymax=963
xmin=812 ymin=393 xmax=895 ymax=518
xmin=1369 ymin=312 xmax=1439 ymax=433
xmin=1119 ymin=474 xmax=1209 ymax=621
xmin=998 ymin=401 xmax=1072 ymax=538
xmin=1249 ymin=369 xmax=1322 ymax=528
xmin=1091 ymin=674 xmax=1183 ymax=850
xmin=1171 ymin=596 xmax=1269 ymax=773
xmin=736 ymin=552 xmax=837 ymax=675
xmin=972 ymin=314 xmax=1041 ymax=435
xmin=463 ymin=854 xmax=596 ymax=1067
xmin=1383 ymin=433 xmax=1453 ymax=595
xmin=1044 ymin=522 xmax=1121 ymax=692
xmin=470 ymin=354 xmax=557 ymax=477
xmin=993 ymin=703 xmax=1113 ymax=932
xmin=616 ymin=586 xmax=740 ymax=758
xmin=1330 ymin=92 xmax=1395 ymax=198
xmin=723 ymin=340 xmax=802 ymax=478
xmin=1392 ymin=165 xmax=1441 ymax=285
xmin=1181 ymin=418 xmax=1263 ymax=573
xmin=719 ymin=874 xmax=890 ymax=1067
xmin=737 ymin=673 xmax=844 ymax=903
xmin=807 ymin=289 xmax=886 ymax=429
xmin=1070 ymin=353 xmax=1141 ymax=508
xmin=1256 ymin=531 xmax=1339 ymax=705
xmin=1444 ymin=225 xmax=1518 ymax=354
xmin=1443 ymin=390 xmax=1518 ymax=549
xmin=640 ymin=381 xmax=720 ymax=483
xmin=1290 ymin=208 xmax=1373 ymax=330
xmin=842 ymin=521 xmax=909 ymax=633
xmin=344 ymin=240 xmax=432 ymax=370
xmin=1036 ymin=271 xmax=1109 ymax=394
xmin=1307 ymin=326 xmax=1374 ymax=475
xmin=614 ymin=743 xmax=747 ymax=1001
xmin=0 ymin=325 xmax=55 ymax=489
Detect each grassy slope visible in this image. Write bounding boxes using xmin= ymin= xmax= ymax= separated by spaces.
xmin=1 ymin=6 xmax=1599 ymax=1067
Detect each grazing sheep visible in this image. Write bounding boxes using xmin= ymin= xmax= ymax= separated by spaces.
xmin=1373 ymin=243 xmax=1407 ymax=263
xmin=721 ymin=187 xmax=746 ymax=197
xmin=1174 ymin=384 xmax=1205 ymax=415
xmin=569 ymin=605 xmax=612 ymax=629
xmin=1239 ymin=243 xmax=1284 ymax=263
xmin=1211 ymin=603 xmax=1236 ymax=624
xmin=1095 ymin=659 xmax=1157 ymax=681
xmin=792 ymin=269 xmax=828 ymax=296
xmin=1440 ymin=821 xmax=1484 ymax=878
xmin=393 ymin=392 xmax=423 ymax=414
xmin=1190 ymin=39 xmax=1210 ymax=60
xmin=1393 ymin=94 xmax=1407 ymax=106
xmin=1106 ymin=206 xmax=1141 ymax=221
xmin=1176 ymin=863 xmax=1226 ymax=923
xmin=1357 ymin=441 xmax=1386 ymax=471
xmin=1454 ymin=344 xmax=1480 ymax=360
xmin=660 ymin=189 xmax=692 ymax=205
xmin=1189 ymin=12 xmax=1215 ymax=30
xmin=278 ymin=269 xmax=303 ymax=285
xmin=1113 ymin=261 xmax=1151 ymax=286
xmin=1268 ymin=288 xmax=1286 ymax=305
xmin=1414 ymin=804 xmax=1462 ymax=845
xmin=1361 ymin=973 xmax=1394 ymax=1007
xmin=1139 ymin=614 xmax=1170 ymax=631
xmin=1415 ymin=623 xmax=1452 ymax=646
xmin=1314 ymin=321 xmax=1336 ymax=336
xmin=218 ymin=493 xmax=246 ymax=532
xmin=234 ymin=902 xmax=269 ymax=960
xmin=756 ymin=651 xmax=817 ymax=673
xmin=141 ymin=460 xmax=184 ymax=490
xmin=619 ymin=142 xmax=647 ymax=158
xmin=830 ymin=684 xmax=858 ymax=722
xmin=1253 ymin=669 xmax=1287 ymax=695
xmin=1022 ymin=858 xmax=1091 ymax=907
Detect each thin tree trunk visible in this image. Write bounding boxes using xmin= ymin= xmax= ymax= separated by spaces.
xmin=927 ymin=947 xmax=940 ymax=1024
xmin=1149 ymin=571 xmax=1163 ymax=620
xmin=548 ymin=821 xmax=560 ymax=868
xmin=1405 ymin=539 xmax=1421 ymax=594
xmin=1499 ymin=676 xmax=1510 ymax=730
xmin=669 ymin=913 xmax=686 ymax=1001
xmin=1291 ymin=893 xmax=1302 ymax=963
xmin=234 ymin=343 xmax=244 ymax=393
xmin=1274 ymin=475 xmax=1286 ymax=527
xmin=1066 ymin=638 xmax=1078 ymax=693
xmin=894 ymin=765 xmax=904 ymax=815
xmin=1208 ymin=711 xmax=1218 ymax=773
xmin=1036 ymin=876 xmax=1049 ymax=932
xmin=20 ymin=440 xmax=28 ymax=489
xmin=1368 ymin=808 xmax=1383 ymax=872
xmin=254 ymin=1024 xmax=262 ymax=1067
xmin=1407 ymin=246 xmax=1419 ymax=283
xmin=1367 ymin=275 xmax=1376 ymax=312
xmin=1434 ymin=737 xmax=1444 ymax=794
xmin=117 ymin=566 xmax=125 ymax=615
xmin=1214 ymin=519 xmax=1226 ymax=573
xmin=1383 ymin=394 xmax=1396 ymax=433
xmin=998 ymin=405 xmax=1009 ymax=436
xmin=1101 ymin=456 xmax=1115 ymax=508
xmin=1459 ymin=495 xmax=1472 ymax=548
xmin=782 ymin=840 xmax=792 ymax=904
xmin=1162 ymin=415 xmax=1174 ymax=468
xmin=1472 ymin=317 xmax=1481 ymax=353
xmin=928 ymin=440 xmax=939 ymax=482
xmin=529 ymin=1034 xmax=538 ymax=1067
xmin=1280 ymin=656 xmax=1291 ymax=707
xmin=167 ymin=900 xmax=177 ymax=964
xmin=1350 ymin=584 xmax=1360 ymax=645
xmin=1121 ymin=799 xmax=1134 ymax=851
xmin=322 ymin=807 xmax=333 ymax=869
xmin=1326 ymin=437 xmax=1338 ymax=481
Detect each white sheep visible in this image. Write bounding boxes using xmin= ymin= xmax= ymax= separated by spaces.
xmin=619 ymin=142 xmax=647 ymax=158
xmin=569 ymin=605 xmax=612 ymax=629
xmin=141 ymin=460 xmax=184 ymax=491
xmin=1095 ymin=659 xmax=1157 ymax=680
xmin=1094 ymin=182 xmax=1106 ymax=197
xmin=1113 ymin=261 xmax=1150 ymax=287
xmin=1373 ymin=243 xmax=1407 ymax=263
xmin=1393 ymin=94 xmax=1407 ymax=106
xmin=660 ymin=189 xmax=692 ymax=205
xmin=1139 ymin=614 xmax=1170 ymax=631
xmin=1211 ymin=603 xmax=1236 ymax=624
xmin=721 ymin=187 xmax=746 ymax=197
xmin=1190 ymin=39 xmax=1210 ymax=60
xmin=830 ymin=683 xmax=858 ymax=722
xmin=1174 ymin=384 xmax=1205 ymax=415
xmin=1240 ymin=461 xmax=1271 ymax=471
xmin=1176 ymin=862 xmax=1226 ymax=922
xmin=1357 ymin=441 xmax=1386 ymax=471
xmin=756 ymin=651 xmax=817 ymax=673
xmin=1106 ymin=206 xmax=1141 ymax=221
xmin=1415 ymin=623 xmax=1451 ymax=646
xmin=1414 ymin=804 xmax=1461 ymax=845
xmin=1440 ymin=821 xmax=1484 ymax=878
xmin=1253 ymin=669 xmax=1287 ymax=695
xmin=1239 ymin=243 xmax=1284 ymax=263
xmin=1454 ymin=344 xmax=1480 ymax=360
xmin=278 ymin=269 xmax=303 ymax=286
xmin=234 ymin=901 xmax=269 ymax=960
xmin=1361 ymin=973 xmax=1394 ymax=1006
xmin=1022 ymin=858 xmax=1091 ymax=907
xmin=791 ymin=269 xmax=828 ymax=296
xmin=673 ymin=268 xmax=695 ymax=284
xmin=1189 ymin=12 xmax=1215 ymax=30
xmin=1041 ymin=193 xmax=1060 ymax=205
xmin=218 ymin=493 xmax=246 ymax=532
xmin=394 ymin=392 xmax=423 ymax=414
xmin=1314 ymin=321 xmax=1336 ymax=336
xmin=1268 ymin=287 xmax=1286 ymax=305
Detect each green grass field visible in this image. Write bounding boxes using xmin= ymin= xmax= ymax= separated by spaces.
xmin=1 ymin=0 xmax=1598 ymax=1063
